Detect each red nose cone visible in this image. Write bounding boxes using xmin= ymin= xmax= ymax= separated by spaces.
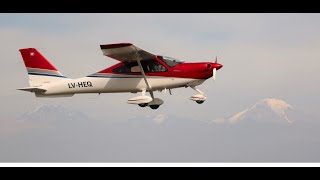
xmin=212 ymin=63 xmax=223 ymax=70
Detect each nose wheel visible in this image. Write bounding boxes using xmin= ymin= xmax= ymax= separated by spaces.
xmin=196 ymin=100 xmax=205 ymax=104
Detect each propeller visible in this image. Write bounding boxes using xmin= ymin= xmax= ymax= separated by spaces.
xmin=212 ymin=56 xmax=218 ymax=83
xmin=213 ymin=67 xmax=217 ymax=82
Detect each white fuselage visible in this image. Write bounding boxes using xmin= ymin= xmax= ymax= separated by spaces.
xmin=38 ymin=75 xmax=206 ymax=96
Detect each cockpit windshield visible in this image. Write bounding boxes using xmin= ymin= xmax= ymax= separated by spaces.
xmin=157 ymin=55 xmax=184 ymax=67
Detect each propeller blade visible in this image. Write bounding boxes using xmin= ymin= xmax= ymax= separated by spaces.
xmin=215 ymin=56 xmax=218 ymax=63
xmin=213 ymin=68 xmax=217 ymax=82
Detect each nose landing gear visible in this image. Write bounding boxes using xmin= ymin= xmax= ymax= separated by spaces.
xmin=189 ymin=86 xmax=207 ymax=105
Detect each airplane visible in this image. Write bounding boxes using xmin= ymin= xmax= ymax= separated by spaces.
xmin=18 ymin=43 xmax=223 ymax=110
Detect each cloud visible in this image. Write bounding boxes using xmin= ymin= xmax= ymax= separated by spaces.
xmin=0 ymin=119 xmax=50 ymax=137
xmin=212 ymin=117 xmax=225 ymax=125
xmin=153 ymin=114 xmax=167 ymax=125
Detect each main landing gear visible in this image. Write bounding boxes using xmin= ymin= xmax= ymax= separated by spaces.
xmin=138 ymin=104 xmax=160 ymax=109
xmin=138 ymin=103 xmax=148 ymax=107
xmin=128 ymin=90 xmax=164 ymax=110
xmin=138 ymin=99 xmax=163 ymax=110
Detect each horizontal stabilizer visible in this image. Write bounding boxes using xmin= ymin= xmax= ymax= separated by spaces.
xmin=18 ymin=87 xmax=47 ymax=92
xmin=35 ymin=93 xmax=74 ymax=98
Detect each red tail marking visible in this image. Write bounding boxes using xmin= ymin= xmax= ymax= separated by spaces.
xmin=19 ymin=48 xmax=58 ymax=71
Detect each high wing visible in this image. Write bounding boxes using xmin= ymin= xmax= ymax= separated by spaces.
xmin=100 ymin=43 xmax=155 ymax=62
xmin=100 ymin=43 xmax=154 ymax=95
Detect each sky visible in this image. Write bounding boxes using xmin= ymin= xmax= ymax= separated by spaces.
xmin=1 ymin=13 xmax=320 ymax=163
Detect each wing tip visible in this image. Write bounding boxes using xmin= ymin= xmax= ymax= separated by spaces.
xmin=100 ymin=43 xmax=133 ymax=50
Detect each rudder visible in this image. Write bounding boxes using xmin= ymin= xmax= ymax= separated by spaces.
xmin=19 ymin=48 xmax=67 ymax=87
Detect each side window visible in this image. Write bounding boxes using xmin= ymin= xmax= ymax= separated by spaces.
xmin=142 ymin=60 xmax=167 ymax=72
xmin=113 ymin=64 xmax=131 ymax=73
xmin=113 ymin=62 xmax=138 ymax=73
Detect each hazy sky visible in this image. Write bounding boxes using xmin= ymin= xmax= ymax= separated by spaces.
xmin=1 ymin=13 xmax=320 ymax=162
xmin=1 ymin=13 xmax=320 ymax=120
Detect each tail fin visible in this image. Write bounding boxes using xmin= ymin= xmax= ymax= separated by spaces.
xmin=19 ymin=48 xmax=67 ymax=87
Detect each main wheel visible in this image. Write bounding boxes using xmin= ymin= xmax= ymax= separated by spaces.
xmin=138 ymin=103 xmax=148 ymax=107
xmin=196 ymin=100 xmax=204 ymax=104
xmin=149 ymin=105 xmax=160 ymax=110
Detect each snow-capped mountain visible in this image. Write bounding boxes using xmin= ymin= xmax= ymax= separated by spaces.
xmin=21 ymin=104 xmax=88 ymax=123
xmin=212 ymin=98 xmax=302 ymax=125
xmin=228 ymin=98 xmax=298 ymax=124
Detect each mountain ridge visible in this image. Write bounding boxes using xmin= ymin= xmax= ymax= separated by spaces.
xmin=20 ymin=104 xmax=89 ymax=123
xmin=214 ymin=98 xmax=302 ymax=125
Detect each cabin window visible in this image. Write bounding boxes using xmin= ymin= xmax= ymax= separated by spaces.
xmin=142 ymin=60 xmax=167 ymax=72
xmin=113 ymin=60 xmax=167 ymax=73
xmin=157 ymin=55 xmax=184 ymax=67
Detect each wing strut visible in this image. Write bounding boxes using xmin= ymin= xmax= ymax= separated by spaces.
xmin=134 ymin=47 xmax=154 ymax=99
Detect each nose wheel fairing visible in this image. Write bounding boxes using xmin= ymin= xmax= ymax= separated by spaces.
xmin=190 ymin=94 xmax=207 ymax=102
xmin=189 ymin=86 xmax=207 ymax=104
